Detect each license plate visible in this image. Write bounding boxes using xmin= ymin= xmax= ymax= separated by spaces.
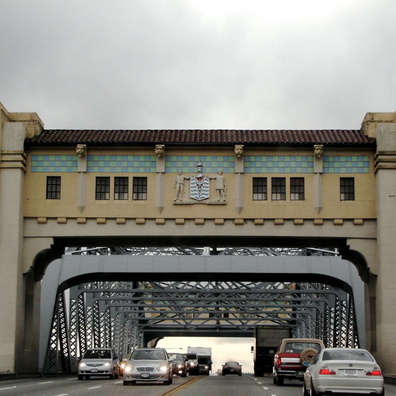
xmin=91 ymin=369 xmax=98 ymax=373
xmin=230 ymin=369 xmax=234 ymax=372
xmin=141 ymin=373 xmax=150 ymax=378
xmin=344 ymin=369 xmax=357 ymax=376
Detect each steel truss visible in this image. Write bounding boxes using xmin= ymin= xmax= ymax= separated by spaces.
xmin=44 ymin=247 xmax=358 ymax=373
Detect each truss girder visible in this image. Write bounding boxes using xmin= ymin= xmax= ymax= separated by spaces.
xmin=44 ymin=278 xmax=359 ymax=373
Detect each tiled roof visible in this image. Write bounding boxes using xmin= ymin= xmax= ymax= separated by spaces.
xmin=24 ymin=129 xmax=375 ymax=147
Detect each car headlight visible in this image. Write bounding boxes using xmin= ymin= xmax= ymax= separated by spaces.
xmin=79 ymin=362 xmax=87 ymax=368
xmin=124 ymin=365 xmax=133 ymax=373
xmin=104 ymin=362 xmax=110 ymax=367
xmin=159 ymin=365 xmax=168 ymax=373
xmin=120 ymin=362 xmax=126 ymax=369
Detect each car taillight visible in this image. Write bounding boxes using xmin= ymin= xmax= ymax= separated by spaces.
xmin=366 ymin=369 xmax=382 ymax=376
xmin=319 ymin=367 xmax=336 ymax=375
xmin=276 ymin=357 xmax=282 ymax=365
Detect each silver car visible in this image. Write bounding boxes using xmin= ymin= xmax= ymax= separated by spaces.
xmin=123 ymin=348 xmax=173 ymax=385
xmin=303 ymin=347 xmax=384 ymax=395
xmin=78 ymin=348 xmax=120 ymax=380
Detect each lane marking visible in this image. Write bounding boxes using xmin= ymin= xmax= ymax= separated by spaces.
xmin=88 ymin=385 xmax=102 ymax=389
xmin=0 ymin=387 xmax=17 ymax=391
xmin=161 ymin=377 xmax=201 ymax=396
xmin=39 ymin=381 xmax=54 ymax=385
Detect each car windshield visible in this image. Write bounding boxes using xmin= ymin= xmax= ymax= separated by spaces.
xmin=284 ymin=342 xmax=322 ymax=353
xmin=226 ymin=362 xmax=239 ymax=367
xmin=132 ymin=350 xmax=165 ymax=360
xmin=322 ymin=350 xmax=374 ymax=361
xmin=84 ymin=349 xmax=111 ymax=359
xmin=169 ymin=353 xmax=183 ymax=361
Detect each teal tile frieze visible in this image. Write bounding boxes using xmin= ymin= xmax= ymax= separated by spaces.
xmin=30 ymin=154 xmax=370 ymax=174
xmin=323 ymin=155 xmax=370 ymax=173
xmin=87 ymin=155 xmax=156 ymax=173
xmin=31 ymin=155 xmax=78 ymax=172
xmin=165 ymin=155 xmax=235 ymax=174
xmin=245 ymin=155 xmax=314 ymax=173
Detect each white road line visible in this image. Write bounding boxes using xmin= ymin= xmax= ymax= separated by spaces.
xmin=0 ymin=387 xmax=17 ymax=391
xmin=39 ymin=381 xmax=54 ymax=385
xmin=88 ymin=385 xmax=102 ymax=389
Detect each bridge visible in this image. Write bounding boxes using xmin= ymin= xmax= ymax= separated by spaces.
xmin=0 ymin=102 xmax=395 ymax=375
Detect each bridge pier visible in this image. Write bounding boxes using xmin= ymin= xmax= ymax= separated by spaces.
xmin=374 ymin=123 xmax=396 ymax=375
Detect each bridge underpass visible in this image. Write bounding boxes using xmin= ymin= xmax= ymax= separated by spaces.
xmin=40 ymin=248 xmax=364 ymax=374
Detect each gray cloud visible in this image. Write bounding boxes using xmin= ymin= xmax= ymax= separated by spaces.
xmin=1 ymin=0 xmax=396 ymax=130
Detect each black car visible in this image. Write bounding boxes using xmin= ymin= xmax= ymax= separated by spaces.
xmin=168 ymin=353 xmax=187 ymax=377
xmin=222 ymin=361 xmax=242 ymax=376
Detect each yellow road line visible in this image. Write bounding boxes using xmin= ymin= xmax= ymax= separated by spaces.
xmin=161 ymin=376 xmax=201 ymax=396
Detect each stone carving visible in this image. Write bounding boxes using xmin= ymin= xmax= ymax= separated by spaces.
xmin=234 ymin=144 xmax=244 ymax=158
xmin=314 ymin=144 xmax=323 ymax=158
xmin=155 ymin=144 xmax=165 ymax=158
xmin=76 ymin=144 xmax=87 ymax=157
xmin=173 ymin=162 xmax=226 ymax=204
xmin=214 ymin=170 xmax=226 ymax=202
xmin=190 ymin=162 xmax=210 ymax=201
xmin=174 ymin=170 xmax=188 ymax=201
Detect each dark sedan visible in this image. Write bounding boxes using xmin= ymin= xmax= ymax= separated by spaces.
xmin=168 ymin=352 xmax=187 ymax=377
xmin=222 ymin=361 xmax=242 ymax=376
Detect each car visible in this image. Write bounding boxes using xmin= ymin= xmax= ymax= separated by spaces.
xmin=78 ymin=348 xmax=120 ymax=380
xmin=222 ymin=361 xmax=242 ymax=376
xmin=123 ymin=348 xmax=173 ymax=385
xmin=185 ymin=352 xmax=199 ymax=375
xmin=273 ymin=338 xmax=325 ymax=385
xmin=303 ymin=347 xmax=384 ymax=396
xmin=168 ymin=352 xmax=187 ymax=377
xmin=118 ymin=357 xmax=129 ymax=376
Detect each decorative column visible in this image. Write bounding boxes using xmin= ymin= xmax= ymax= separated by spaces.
xmin=373 ymin=123 xmax=396 ymax=375
xmin=313 ymin=144 xmax=323 ymax=213
xmin=234 ymin=145 xmax=244 ymax=213
xmin=155 ymin=144 xmax=165 ymax=213
xmin=76 ymin=144 xmax=87 ymax=212
xmin=0 ymin=118 xmax=36 ymax=372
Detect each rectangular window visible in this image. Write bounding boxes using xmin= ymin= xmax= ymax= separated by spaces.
xmin=271 ymin=177 xmax=286 ymax=200
xmin=133 ymin=177 xmax=147 ymax=200
xmin=290 ymin=177 xmax=305 ymax=200
xmin=340 ymin=177 xmax=355 ymax=201
xmin=253 ymin=177 xmax=267 ymax=200
xmin=114 ymin=177 xmax=129 ymax=200
xmin=96 ymin=177 xmax=110 ymax=200
xmin=46 ymin=176 xmax=61 ymax=199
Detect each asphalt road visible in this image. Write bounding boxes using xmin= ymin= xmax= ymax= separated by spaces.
xmin=0 ymin=375 xmax=395 ymax=396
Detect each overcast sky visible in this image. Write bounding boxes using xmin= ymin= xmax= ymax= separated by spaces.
xmin=3 ymin=1 xmax=386 ymax=371
xmin=1 ymin=0 xmax=396 ymax=130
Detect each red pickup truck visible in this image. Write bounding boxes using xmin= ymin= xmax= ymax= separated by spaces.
xmin=273 ymin=338 xmax=325 ymax=385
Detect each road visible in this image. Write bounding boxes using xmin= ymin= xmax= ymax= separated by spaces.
xmin=0 ymin=375 xmax=395 ymax=395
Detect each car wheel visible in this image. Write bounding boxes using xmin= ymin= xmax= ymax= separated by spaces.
xmin=85 ymin=375 xmax=90 ymax=380
xmin=310 ymin=381 xmax=319 ymax=396
xmin=275 ymin=375 xmax=284 ymax=385
xmin=78 ymin=375 xmax=83 ymax=380
xmin=302 ymin=382 xmax=309 ymax=396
